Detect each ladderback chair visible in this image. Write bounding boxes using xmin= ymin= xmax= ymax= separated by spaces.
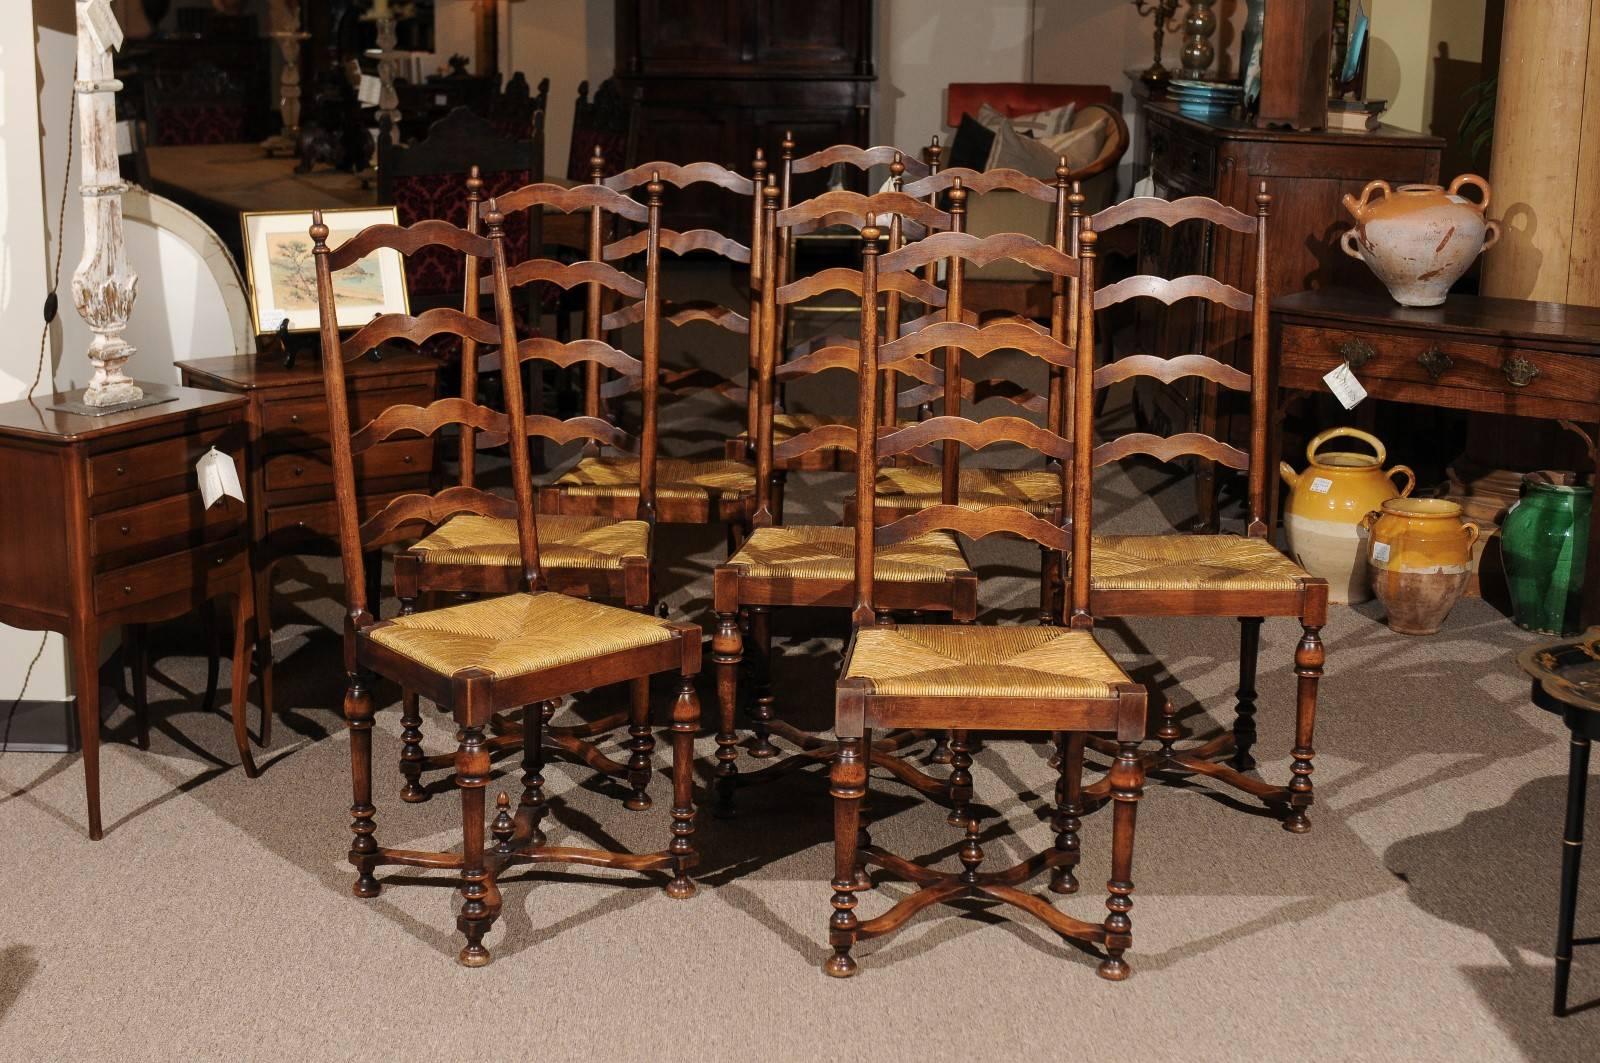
xmin=567 ymin=79 xmax=640 ymax=182
xmin=309 ymin=206 xmax=701 ymax=968
xmin=824 ymin=207 xmax=1147 ymax=980
xmin=1076 ymin=186 xmax=1328 ymax=833
xmin=389 ymin=176 xmax=669 ymax=811
xmin=711 ymin=184 xmax=977 ymax=816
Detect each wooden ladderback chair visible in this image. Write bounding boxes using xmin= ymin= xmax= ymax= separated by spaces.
xmin=567 ymin=79 xmax=640 ymax=182
xmin=709 ymin=184 xmax=975 ymax=815
xmin=1074 ymin=185 xmax=1328 ymax=835
xmin=821 ymin=216 xmax=1147 ymax=982
xmin=538 ymin=163 xmax=762 ymax=545
xmin=310 ymin=206 xmax=702 ymax=969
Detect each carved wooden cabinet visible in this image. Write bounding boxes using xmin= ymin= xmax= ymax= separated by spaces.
xmin=0 ymin=387 xmax=251 ymax=839
xmin=1130 ymin=99 xmax=1443 ymax=524
xmin=177 ymin=353 xmax=442 ymax=713
xmin=615 ymin=0 xmax=875 ymax=234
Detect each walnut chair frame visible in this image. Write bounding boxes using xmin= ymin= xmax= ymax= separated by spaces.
xmin=1075 ymin=187 xmax=1329 ymax=833
xmin=826 ymin=206 xmax=1147 ymax=981
xmin=310 ymin=206 xmax=701 ymax=968
xmin=390 ymin=177 xmax=671 ymax=812
xmin=711 ymin=184 xmax=976 ymax=816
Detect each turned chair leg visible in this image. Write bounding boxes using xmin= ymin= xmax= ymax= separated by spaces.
xmin=1284 ymin=623 xmax=1323 ymax=834
xmin=825 ymin=735 xmax=866 ymax=978
xmin=928 ymin=731 xmax=954 ymax=765
xmin=1050 ymin=732 xmax=1085 ymax=895
xmin=399 ymin=691 xmax=427 ymax=802
xmin=712 ymin=611 xmax=743 ymax=817
xmin=666 ymin=674 xmax=700 ymax=899
xmin=456 ymin=724 xmax=498 ymax=967
xmin=345 ymin=674 xmax=381 ymax=899
xmin=747 ymin=606 xmax=778 ymax=758
xmin=854 ymin=727 xmax=875 ymax=891
xmin=519 ymin=701 xmax=554 ymax=847
xmin=626 ymin=676 xmax=656 ymax=811
xmin=1098 ymin=741 xmax=1143 ymax=981
xmin=1233 ymin=616 xmax=1262 ymax=772
xmin=947 ymin=729 xmax=974 ymax=827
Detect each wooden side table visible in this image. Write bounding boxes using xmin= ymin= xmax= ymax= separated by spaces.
xmin=1273 ymin=289 xmax=1600 ymax=628
xmin=175 ymin=353 xmax=442 ymax=713
xmin=0 ymin=386 xmax=258 ymax=840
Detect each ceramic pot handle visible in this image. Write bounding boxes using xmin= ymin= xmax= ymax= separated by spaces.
xmin=1307 ymin=425 xmax=1386 ymax=466
xmin=1340 ymin=229 xmax=1364 ymax=260
xmin=1279 ymin=461 xmax=1300 ymax=489
xmin=1358 ymin=510 xmax=1380 ymax=536
xmin=1388 ymin=464 xmax=1416 ymax=497
xmin=1481 ymin=218 xmax=1502 ymax=253
xmin=1342 ymin=179 xmax=1392 ymax=219
xmin=1463 ymin=521 xmax=1481 ymax=547
xmin=1448 ymin=173 xmax=1492 ymax=213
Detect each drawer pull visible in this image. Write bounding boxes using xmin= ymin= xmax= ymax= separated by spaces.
xmin=115 ymin=464 xmax=127 ymax=477
xmin=1338 ymin=338 xmax=1375 ymax=369
xmin=119 ymin=523 xmax=131 ymax=536
xmin=1417 ymin=345 xmax=1454 ymax=381
xmin=1503 ymin=354 xmax=1539 ymax=387
xmin=292 ymin=465 xmax=305 ymax=476
xmin=214 ymin=556 xmax=225 ymax=566
xmin=289 ymin=413 xmax=302 ymax=424
xmin=402 ymin=454 xmax=414 ymax=464
xmin=122 ymin=584 xmax=133 ymax=595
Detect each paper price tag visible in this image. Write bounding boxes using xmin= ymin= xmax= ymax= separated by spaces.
xmin=196 ymin=448 xmax=245 ymax=510
xmin=358 ymin=74 xmax=383 ymax=107
xmin=115 ymin=119 xmax=134 ymax=157
xmin=1370 ymin=541 xmax=1391 ymax=563
xmin=1323 ymin=362 xmax=1368 ymax=410
xmin=83 ymin=0 xmax=125 ymax=52
xmin=1309 ymin=476 xmax=1333 ymax=494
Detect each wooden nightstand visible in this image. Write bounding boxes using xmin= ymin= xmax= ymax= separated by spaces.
xmin=0 ymin=386 xmax=257 ymax=840
xmin=176 ymin=353 xmax=442 ymax=715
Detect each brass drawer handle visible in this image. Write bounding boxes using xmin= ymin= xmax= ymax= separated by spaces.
xmin=289 ymin=413 xmax=302 ymax=424
xmin=1338 ymin=338 xmax=1375 ymax=369
xmin=119 ymin=523 xmax=131 ymax=535
xmin=122 ymin=584 xmax=133 ymax=595
xmin=1418 ymin=345 xmax=1454 ymax=381
xmin=115 ymin=464 xmax=127 ymax=477
xmin=292 ymin=465 xmax=305 ymax=477
xmin=402 ymin=454 xmax=414 ymax=464
xmin=1503 ymin=354 xmax=1539 ymax=387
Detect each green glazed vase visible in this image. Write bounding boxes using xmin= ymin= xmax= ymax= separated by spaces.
xmin=1500 ymin=478 xmax=1592 ymax=635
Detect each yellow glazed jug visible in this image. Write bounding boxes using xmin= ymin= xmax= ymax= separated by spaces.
xmin=1280 ymin=427 xmax=1415 ymax=604
xmin=1359 ymin=498 xmax=1479 ymax=635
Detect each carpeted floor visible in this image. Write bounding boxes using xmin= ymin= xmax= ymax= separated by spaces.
xmin=2 ymin=269 xmax=1597 ymax=1060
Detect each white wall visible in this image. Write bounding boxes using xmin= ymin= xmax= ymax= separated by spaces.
xmin=876 ymin=0 xmax=1033 ymax=150
xmin=1366 ymin=0 xmax=1488 ymax=134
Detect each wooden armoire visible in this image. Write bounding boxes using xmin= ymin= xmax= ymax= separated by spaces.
xmin=615 ymin=0 xmax=875 ymax=234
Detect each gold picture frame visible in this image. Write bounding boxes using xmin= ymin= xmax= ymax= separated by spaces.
xmin=240 ymin=206 xmax=410 ymax=335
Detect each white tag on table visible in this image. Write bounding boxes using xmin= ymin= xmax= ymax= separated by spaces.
xmin=358 ymin=74 xmax=383 ymax=106
xmin=196 ymin=448 xmax=245 ymax=509
xmin=1323 ymin=362 xmax=1368 ymax=410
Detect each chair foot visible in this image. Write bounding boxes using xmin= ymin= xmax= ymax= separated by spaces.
xmin=823 ymin=948 xmax=858 ymax=978
xmin=353 ymin=873 xmax=381 ymax=898
xmin=1096 ymin=954 xmax=1130 ymax=981
xmin=665 ymin=873 xmax=697 ymax=900
xmin=1282 ymin=809 xmax=1312 ymax=834
xmin=458 ymin=942 xmax=491 ymax=968
xmin=1049 ymin=869 xmax=1079 ymax=895
xmin=928 ymin=732 xmax=953 ymax=764
xmin=400 ymin=785 xmax=432 ymax=804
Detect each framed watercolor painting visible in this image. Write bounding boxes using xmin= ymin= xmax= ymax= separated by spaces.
xmin=240 ymin=206 xmax=410 ymax=335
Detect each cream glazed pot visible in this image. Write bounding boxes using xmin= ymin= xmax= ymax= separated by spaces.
xmin=1340 ymin=174 xmax=1501 ymax=307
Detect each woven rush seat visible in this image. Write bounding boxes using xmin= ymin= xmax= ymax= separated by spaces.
xmin=873 ymin=466 xmax=1062 ymax=514
xmin=554 ymin=456 xmax=757 ymax=501
xmin=774 ymin=411 xmax=842 ymax=440
xmin=368 ymin=591 xmax=676 ymax=680
xmin=1091 ymin=533 xmax=1310 ymax=593
xmin=845 ymin=625 xmax=1130 ymax=699
xmin=408 ymin=514 xmax=648 ymax=570
xmin=728 ymin=525 xmax=969 ymax=583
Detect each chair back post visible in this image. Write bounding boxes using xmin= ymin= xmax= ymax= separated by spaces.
xmin=1069 ymin=222 xmax=1099 ymax=629
xmin=880 ymin=152 xmax=907 ymax=428
xmin=940 ymin=180 xmax=968 ymax=507
xmin=753 ymin=178 xmax=782 ymax=528
xmin=484 ymin=201 xmax=543 ymax=592
xmin=745 ymin=149 xmax=769 ymax=451
xmin=583 ymin=145 xmax=607 ymax=423
xmin=309 ymin=212 xmax=372 ymax=643
xmin=459 ymin=166 xmax=486 ymax=487
xmin=852 ymin=224 xmax=884 ymax=629
xmin=1247 ymin=181 xmax=1273 ymax=537
xmin=637 ymin=176 xmax=665 ymax=524
xmin=776 ymin=132 xmax=797 ymax=348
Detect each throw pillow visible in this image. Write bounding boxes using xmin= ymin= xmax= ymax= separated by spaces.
xmin=983 ymin=119 xmax=1060 ymax=182
xmin=1011 ymin=102 xmax=1077 ymax=138
xmin=1041 ymin=115 xmax=1110 ymax=173
xmin=976 ymin=102 xmax=1010 ymax=131
xmin=948 ymin=112 xmax=997 ymax=172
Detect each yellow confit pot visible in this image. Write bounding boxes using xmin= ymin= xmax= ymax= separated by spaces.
xmin=1359 ymin=498 xmax=1479 ymax=635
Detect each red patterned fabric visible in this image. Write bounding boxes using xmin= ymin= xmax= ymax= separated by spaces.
xmin=389 ymin=168 xmax=533 ymax=299
xmin=151 ymin=103 xmax=249 ymax=146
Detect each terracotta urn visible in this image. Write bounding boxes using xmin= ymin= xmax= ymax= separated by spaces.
xmin=1340 ymin=174 xmax=1501 ymax=307
xmin=1280 ymin=427 xmax=1414 ymax=604
xmin=1360 ymin=498 xmax=1479 ymax=635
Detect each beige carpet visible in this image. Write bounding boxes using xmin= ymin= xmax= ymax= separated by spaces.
xmin=2 ymin=280 xmax=1597 ymax=1060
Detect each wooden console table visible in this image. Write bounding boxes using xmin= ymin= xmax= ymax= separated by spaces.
xmin=176 ymin=353 xmax=442 ymax=715
xmin=0 ymin=387 xmax=259 ymax=840
xmin=1273 ymin=289 xmax=1600 ymax=626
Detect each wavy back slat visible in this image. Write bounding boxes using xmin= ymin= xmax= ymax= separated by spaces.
xmin=515 ymin=337 xmax=643 ymax=377
xmin=1092 ymin=273 xmax=1252 ymax=313
xmin=878 ymin=320 xmax=1075 ymax=368
xmin=791 ymin=143 xmax=931 ymax=178
xmin=601 ymin=299 xmax=749 ymax=334
xmin=604 ymin=227 xmax=751 ymax=263
xmin=1091 ymin=431 xmax=1250 ymax=471
xmin=498 ymin=257 xmax=645 ymax=298
xmin=882 ymin=230 xmax=1079 ymax=277
xmin=605 ymin=160 xmax=755 ymax=194
xmin=325 ymin=219 xmax=495 ymax=271
xmin=349 ymin=398 xmax=510 ymax=454
xmin=1091 ymin=194 xmax=1259 ymax=234
xmin=899 ymin=378 xmax=1049 ymax=415
xmin=495 ymin=181 xmax=649 ymax=221
xmin=1093 ymin=352 xmax=1251 ymax=391
xmin=775 ymin=189 xmax=951 ymax=233
xmin=525 ymin=413 xmax=636 ymax=451
xmin=358 ymin=486 xmax=517 ymax=547
xmin=900 ymin=166 xmax=1056 ymax=202
xmin=774 ymin=267 xmax=947 ymax=307
xmin=877 ymin=505 xmax=1073 ymax=554
xmin=878 ymin=414 xmax=1072 ymax=461
xmin=339 ymin=307 xmax=501 ymax=362
xmin=773 ymin=423 xmax=860 ymax=463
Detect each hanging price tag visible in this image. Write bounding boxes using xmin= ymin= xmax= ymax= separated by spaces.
xmin=358 ymin=74 xmax=383 ymax=107
xmin=83 ymin=0 xmax=125 ymax=52
xmin=1323 ymin=362 xmax=1368 ymax=410
xmin=196 ymin=448 xmax=245 ymax=509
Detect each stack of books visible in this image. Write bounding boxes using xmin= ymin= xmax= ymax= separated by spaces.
xmin=1326 ymin=98 xmax=1388 ymax=133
